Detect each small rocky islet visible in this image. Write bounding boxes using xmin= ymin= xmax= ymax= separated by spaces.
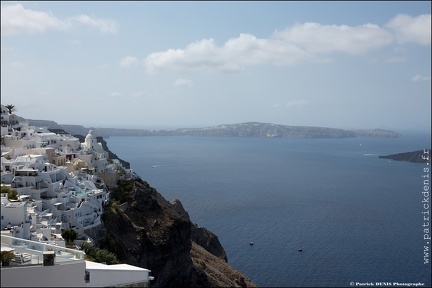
xmin=379 ymin=149 xmax=431 ymax=163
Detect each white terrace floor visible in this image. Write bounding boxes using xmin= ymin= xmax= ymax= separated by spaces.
xmin=1 ymin=235 xmax=84 ymax=267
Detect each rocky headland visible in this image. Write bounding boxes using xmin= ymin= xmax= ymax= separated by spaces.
xmin=379 ymin=149 xmax=431 ymax=163
xmin=98 ymin=179 xmax=256 ymax=288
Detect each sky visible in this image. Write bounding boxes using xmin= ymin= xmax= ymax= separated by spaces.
xmin=1 ymin=1 xmax=431 ymax=132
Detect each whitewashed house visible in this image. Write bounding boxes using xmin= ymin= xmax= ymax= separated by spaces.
xmin=77 ymin=130 xmax=108 ymax=174
xmin=1 ymin=104 xmax=10 ymax=136
xmin=1 ymin=194 xmax=29 ymax=239
xmin=1 ymin=235 xmax=154 ymax=287
xmin=2 ymin=125 xmax=37 ymax=151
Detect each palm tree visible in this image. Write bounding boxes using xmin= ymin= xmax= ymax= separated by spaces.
xmin=4 ymin=104 xmax=16 ymax=114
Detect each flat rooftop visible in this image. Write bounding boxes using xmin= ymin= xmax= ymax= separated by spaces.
xmin=1 ymin=235 xmax=84 ymax=267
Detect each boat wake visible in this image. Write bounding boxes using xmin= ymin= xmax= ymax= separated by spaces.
xmin=151 ymin=163 xmax=197 ymax=168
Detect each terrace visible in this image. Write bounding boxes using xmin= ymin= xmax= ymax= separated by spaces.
xmin=1 ymin=234 xmax=84 ymax=267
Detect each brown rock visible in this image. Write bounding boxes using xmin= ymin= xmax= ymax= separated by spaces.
xmin=99 ymin=178 xmax=256 ymax=288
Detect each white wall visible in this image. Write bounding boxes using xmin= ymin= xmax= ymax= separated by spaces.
xmin=85 ymin=267 xmax=150 ymax=287
xmin=1 ymin=260 xmax=86 ymax=287
xmin=1 ymin=202 xmax=26 ymax=228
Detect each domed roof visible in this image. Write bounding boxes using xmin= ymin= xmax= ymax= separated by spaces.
xmin=86 ymin=130 xmax=95 ymax=139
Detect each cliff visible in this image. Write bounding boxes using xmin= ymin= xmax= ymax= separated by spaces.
xmin=99 ymin=179 xmax=256 ymax=288
xmin=379 ymin=149 xmax=431 ymax=163
xmin=25 ymin=118 xmax=399 ymax=138
xmin=171 ymin=122 xmax=357 ymax=138
xmin=96 ymin=122 xmax=399 ymax=138
xmin=351 ymin=128 xmax=400 ymax=138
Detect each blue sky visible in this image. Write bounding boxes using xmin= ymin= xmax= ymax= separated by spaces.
xmin=1 ymin=1 xmax=431 ymax=132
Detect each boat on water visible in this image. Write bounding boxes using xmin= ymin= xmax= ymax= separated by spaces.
xmin=249 ymin=242 xmax=254 ymax=246
xmin=298 ymin=248 xmax=303 ymax=252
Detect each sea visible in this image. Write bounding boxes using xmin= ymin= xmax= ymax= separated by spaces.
xmin=106 ymin=133 xmax=431 ymax=287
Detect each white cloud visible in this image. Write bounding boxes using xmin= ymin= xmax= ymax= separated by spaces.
xmin=132 ymin=91 xmax=146 ymax=98
xmin=69 ymin=39 xmax=81 ymax=45
xmin=99 ymin=62 xmax=111 ymax=69
xmin=109 ymin=92 xmax=121 ymax=97
xmin=144 ymin=20 xmax=396 ymax=73
xmin=1 ymin=3 xmax=118 ymax=35
xmin=1 ymin=46 xmax=15 ymax=52
xmin=72 ymin=14 xmax=118 ymax=34
xmin=285 ymin=100 xmax=308 ymax=107
xmin=10 ymin=61 xmax=25 ymax=69
xmin=385 ymin=56 xmax=407 ymax=63
xmin=174 ymin=79 xmax=193 ymax=87
xmin=386 ymin=14 xmax=431 ymax=45
xmin=272 ymin=100 xmax=308 ymax=109
xmin=144 ymin=35 xmax=306 ymax=73
xmin=1 ymin=3 xmax=69 ymax=35
xmin=272 ymin=22 xmax=392 ymax=55
xmin=411 ymin=74 xmax=431 ymax=82
xmin=120 ymin=56 xmax=140 ymax=68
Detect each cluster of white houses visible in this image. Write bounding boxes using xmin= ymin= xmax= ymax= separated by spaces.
xmin=1 ymin=105 xmax=153 ymax=287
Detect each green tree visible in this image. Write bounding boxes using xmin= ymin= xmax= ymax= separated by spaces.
xmin=61 ymin=229 xmax=78 ymax=244
xmin=8 ymin=189 xmax=18 ymax=200
xmin=4 ymin=104 xmax=16 ymax=114
xmin=1 ymin=186 xmax=18 ymax=200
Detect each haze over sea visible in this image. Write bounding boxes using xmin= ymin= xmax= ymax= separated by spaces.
xmin=106 ymin=132 xmax=431 ymax=287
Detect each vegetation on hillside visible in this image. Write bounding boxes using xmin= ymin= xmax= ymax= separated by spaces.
xmin=97 ymin=179 xmax=136 ymax=260
xmin=81 ymin=241 xmax=119 ymax=264
xmin=109 ymin=179 xmax=134 ymax=204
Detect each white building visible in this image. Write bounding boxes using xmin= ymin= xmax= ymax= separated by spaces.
xmin=84 ymin=261 xmax=152 ymax=287
xmin=0 ymin=105 xmax=19 ymax=136
xmin=1 ymin=155 xmax=108 ymax=239
xmin=1 ymin=235 xmax=153 ymax=287
xmin=1 ymin=195 xmax=29 ymax=238
xmin=77 ymin=130 xmax=108 ymax=174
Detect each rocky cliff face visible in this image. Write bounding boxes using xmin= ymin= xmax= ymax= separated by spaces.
xmin=351 ymin=128 xmax=400 ymax=138
xmin=99 ymin=179 xmax=256 ymax=288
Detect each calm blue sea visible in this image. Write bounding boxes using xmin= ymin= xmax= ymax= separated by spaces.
xmin=106 ymin=133 xmax=431 ymax=287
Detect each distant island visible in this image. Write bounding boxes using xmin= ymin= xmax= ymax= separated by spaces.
xmin=379 ymin=150 xmax=431 ymax=163
xmin=21 ymin=118 xmax=400 ymax=139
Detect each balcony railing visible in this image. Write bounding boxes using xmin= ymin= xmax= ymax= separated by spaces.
xmin=1 ymin=235 xmax=85 ymax=262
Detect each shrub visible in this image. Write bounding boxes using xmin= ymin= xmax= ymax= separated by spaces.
xmin=110 ymin=180 xmax=134 ymax=204
xmin=61 ymin=229 xmax=78 ymax=244
xmin=1 ymin=186 xmax=18 ymax=200
xmin=1 ymin=250 xmax=15 ymax=264
xmin=81 ymin=242 xmax=119 ymax=265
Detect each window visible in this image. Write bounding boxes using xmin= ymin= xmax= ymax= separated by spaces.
xmin=84 ymin=271 xmax=90 ymax=283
